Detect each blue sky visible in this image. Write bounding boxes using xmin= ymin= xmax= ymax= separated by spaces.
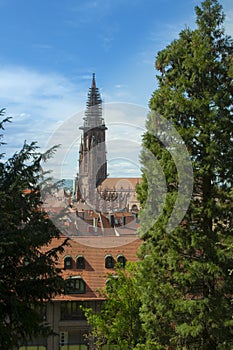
xmin=1 ymin=0 xmax=233 ymax=179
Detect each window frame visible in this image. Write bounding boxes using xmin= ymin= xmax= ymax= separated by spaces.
xmin=64 ymin=276 xmax=86 ymax=294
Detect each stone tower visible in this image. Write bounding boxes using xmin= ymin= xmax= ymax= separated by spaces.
xmin=77 ymin=74 xmax=107 ymax=205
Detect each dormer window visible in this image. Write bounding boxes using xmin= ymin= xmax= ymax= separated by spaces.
xmin=117 ymin=254 xmax=126 ymax=267
xmin=105 ymin=255 xmax=114 ymax=269
xmin=76 ymin=256 xmax=85 ymax=269
xmin=64 ymin=256 xmax=73 ymax=269
xmin=64 ymin=276 xmax=86 ymax=294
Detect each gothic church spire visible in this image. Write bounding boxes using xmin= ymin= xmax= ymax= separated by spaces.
xmin=84 ymin=73 xmax=103 ymax=128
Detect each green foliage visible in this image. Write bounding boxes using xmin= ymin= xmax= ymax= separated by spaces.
xmin=83 ymin=262 xmax=145 ymax=350
xmin=137 ymin=0 xmax=233 ymax=349
xmin=0 ymin=111 xmax=68 ymax=350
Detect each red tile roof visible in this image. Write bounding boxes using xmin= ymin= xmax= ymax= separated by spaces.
xmin=44 ymin=235 xmax=141 ymax=301
xmin=99 ymin=178 xmax=141 ymax=189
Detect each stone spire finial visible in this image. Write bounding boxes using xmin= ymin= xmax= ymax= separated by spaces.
xmin=92 ymin=73 xmax=96 ymax=89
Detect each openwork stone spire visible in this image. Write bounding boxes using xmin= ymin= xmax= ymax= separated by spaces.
xmin=84 ymin=73 xmax=104 ymax=128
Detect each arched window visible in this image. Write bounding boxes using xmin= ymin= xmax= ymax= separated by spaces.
xmin=117 ymin=254 xmax=126 ymax=267
xmin=105 ymin=255 xmax=114 ymax=269
xmin=76 ymin=256 xmax=85 ymax=269
xmin=64 ymin=256 xmax=73 ymax=269
xmin=64 ymin=276 xmax=86 ymax=294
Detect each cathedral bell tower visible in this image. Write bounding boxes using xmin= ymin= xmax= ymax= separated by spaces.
xmin=77 ymin=74 xmax=107 ymax=205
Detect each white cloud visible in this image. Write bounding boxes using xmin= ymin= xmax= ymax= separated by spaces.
xmin=0 ymin=66 xmax=78 ymax=110
xmin=114 ymin=84 xmax=126 ymax=89
xmin=80 ymin=74 xmax=93 ymax=80
xmin=224 ymin=9 xmax=233 ymax=37
xmin=108 ymin=158 xmax=141 ymax=177
xmin=0 ymin=65 xmax=86 ymax=155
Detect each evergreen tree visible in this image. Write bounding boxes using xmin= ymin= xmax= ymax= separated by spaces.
xmin=0 ymin=111 xmax=68 ymax=350
xmin=137 ymin=0 xmax=233 ymax=349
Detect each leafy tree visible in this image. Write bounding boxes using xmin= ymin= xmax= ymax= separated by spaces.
xmin=137 ymin=0 xmax=233 ymax=349
xmin=83 ymin=262 xmax=145 ymax=350
xmin=0 ymin=110 xmax=68 ymax=350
